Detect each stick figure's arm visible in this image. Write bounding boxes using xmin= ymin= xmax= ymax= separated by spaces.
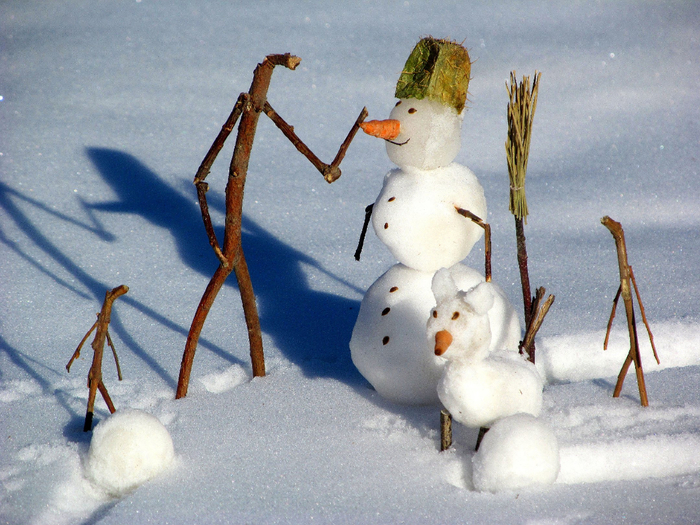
xmin=192 ymin=93 xmax=250 ymax=266
xmin=263 ymin=102 xmax=367 ymax=183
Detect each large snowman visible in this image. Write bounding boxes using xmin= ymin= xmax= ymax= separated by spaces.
xmin=350 ymin=38 xmax=520 ymax=405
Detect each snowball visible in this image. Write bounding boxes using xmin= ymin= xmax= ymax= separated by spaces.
xmin=438 ymin=351 xmax=543 ymax=428
xmin=371 ymin=163 xmax=487 ymax=272
xmin=386 ymin=98 xmax=463 ymax=170
xmin=86 ymin=409 xmax=175 ymax=496
xmin=472 ymin=414 xmax=560 ymax=492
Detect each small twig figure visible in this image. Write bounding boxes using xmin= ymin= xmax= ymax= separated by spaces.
xmin=176 ymin=53 xmax=366 ymax=399
xmin=601 ymin=216 xmax=659 ymax=407
xmin=67 ymin=285 xmax=128 ymax=431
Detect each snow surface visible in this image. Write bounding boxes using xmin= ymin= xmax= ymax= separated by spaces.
xmin=1 ymin=0 xmax=700 ymax=523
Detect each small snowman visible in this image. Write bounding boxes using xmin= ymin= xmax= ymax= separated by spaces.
xmin=427 ymin=269 xmax=541 ymax=428
xmin=428 ymin=270 xmax=559 ymax=492
xmin=350 ymin=38 xmax=520 ymax=404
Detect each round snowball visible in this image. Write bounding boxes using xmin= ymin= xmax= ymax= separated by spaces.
xmin=472 ymin=414 xmax=559 ymax=493
xmin=86 ymin=409 xmax=175 ymax=496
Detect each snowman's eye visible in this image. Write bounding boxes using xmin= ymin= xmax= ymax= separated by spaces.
xmin=432 ymin=310 xmax=438 ymax=318
xmin=395 ymin=100 xmax=402 ymax=107
xmin=408 ymin=108 xmax=417 ymax=114
xmin=452 ymin=312 xmax=460 ymax=320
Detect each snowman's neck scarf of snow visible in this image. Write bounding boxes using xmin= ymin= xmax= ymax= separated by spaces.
xmin=387 ymin=98 xmax=464 ymax=171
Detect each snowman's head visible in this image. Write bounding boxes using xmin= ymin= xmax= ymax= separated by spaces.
xmin=360 ymin=98 xmax=463 ymax=170
xmin=387 ymin=98 xmax=463 ymax=170
xmin=427 ymin=269 xmax=493 ymax=362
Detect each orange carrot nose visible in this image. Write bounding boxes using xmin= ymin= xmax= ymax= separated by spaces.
xmin=434 ymin=330 xmax=453 ymax=356
xmin=359 ymin=119 xmax=401 ymax=140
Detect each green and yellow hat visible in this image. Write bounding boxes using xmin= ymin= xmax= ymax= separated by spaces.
xmin=395 ymin=37 xmax=471 ymax=114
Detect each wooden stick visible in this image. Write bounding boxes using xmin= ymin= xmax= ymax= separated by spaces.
xmin=193 ymin=93 xmax=250 ymax=187
xmin=330 ymin=107 xmax=369 ymax=171
xmin=604 ymin=285 xmax=622 ymax=350
xmin=475 ymin=427 xmax=489 ymax=451
xmin=68 ymin=285 xmax=128 ymax=431
xmin=440 ymin=409 xmax=452 ymax=452
xmin=515 ymin=217 xmax=533 ymax=332
xmin=178 ymin=55 xmax=299 ymax=400
xmin=455 ymin=207 xmax=491 ymax=282
xmin=354 ymin=203 xmax=374 ymax=261
xmin=630 ymin=266 xmax=660 ymax=365
xmin=519 ymin=287 xmax=555 ymax=358
xmin=66 ymin=316 xmax=98 ymax=373
xmin=601 ymin=216 xmax=650 ymax=406
xmin=195 ymin=181 xmax=228 ymax=267
xmin=105 ymin=329 xmax=122 ymax=381
xmin=263 ymin=103 xmax=367 ymax=183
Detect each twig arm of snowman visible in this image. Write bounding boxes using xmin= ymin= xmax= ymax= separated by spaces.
xmin=263 ymin=102 xmax=368 ymax=183
xmin=455 ymin=207 xmax=491 ymax=282
xmin=354 ymin=203 xmax=374 ymax=261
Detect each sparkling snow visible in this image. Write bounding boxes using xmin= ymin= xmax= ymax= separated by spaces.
xmin=1 ymin=1 xmax=700 ymax=523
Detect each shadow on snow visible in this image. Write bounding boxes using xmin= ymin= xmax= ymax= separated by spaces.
xmin=84 ymin=147 xmax=363 ymax=383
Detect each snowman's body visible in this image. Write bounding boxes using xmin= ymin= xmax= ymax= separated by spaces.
xmin=351 ymin=97 xmax=520 ymax=405
xmin=372 ymin=163 xmax=486 ymax=273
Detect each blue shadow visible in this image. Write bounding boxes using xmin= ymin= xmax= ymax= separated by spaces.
xmin=85 ymin=148 xmax=363 ymax=383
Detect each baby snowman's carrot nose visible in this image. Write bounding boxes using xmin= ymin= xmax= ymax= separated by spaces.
xmin=434 ymin=330 xmax=453 ymax=356
xmin=359 ymin=119 xmax=401 ymax=140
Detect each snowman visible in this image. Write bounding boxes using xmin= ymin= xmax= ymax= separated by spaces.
xmin=350 ymin=38 xmax=521 ymax=405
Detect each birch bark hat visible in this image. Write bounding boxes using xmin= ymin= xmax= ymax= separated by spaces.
xmin=395 ymin=37 xmax=471 ymax=114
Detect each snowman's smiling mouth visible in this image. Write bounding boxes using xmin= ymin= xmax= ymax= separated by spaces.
xmin=386 ymin=138 xmax=410 ymax=146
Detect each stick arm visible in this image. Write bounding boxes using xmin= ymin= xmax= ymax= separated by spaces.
xmin=263 ymin=103 xmax=367 ymax=183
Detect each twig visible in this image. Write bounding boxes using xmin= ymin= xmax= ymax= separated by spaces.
xmin=440 ymin=409 xmax=452 ymax=452
xmin=630 ymin=267 xmax=660 ymax=365
xmin=604 ymin=285 xmax=622 ymax=350
xmin=475 ymin=427 xmax=489 ymax=451
xmin=330 ymin=107 xmax=369 ymax=171
xmin=354 ymin=203 xmax=374 ymax=261
xmin=66 ymin=316 xmax=98 ymax=373
xmin=176 ymin=54 xmax=365 ymax=398
xmin=195 ymin=181 xmax=228 ymax=267
xmin=601 ymin=216 xmax=658 ymax=407
xmin=67 ymin=285 xmax=129 ymax=431
xmin=455 ymin=207 xmax=491 ymax=282
xmin=519 ymin=287 xmax=555 ymax=358
xmin=105 ymin=329 xmax=123 ymax=381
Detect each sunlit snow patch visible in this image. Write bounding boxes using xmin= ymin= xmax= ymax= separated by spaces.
xmin=199 ymin=364 xmax=250 ymax=394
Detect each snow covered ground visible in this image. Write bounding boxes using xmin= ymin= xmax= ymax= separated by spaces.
xmin=1 ymin=1 xmax=700 ymax=523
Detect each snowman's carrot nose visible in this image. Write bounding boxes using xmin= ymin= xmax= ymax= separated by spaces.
xmin=434 ymin=330 xmax=453 ymax=356
xmin=359 ymin=119 xmax=401 ymax=141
